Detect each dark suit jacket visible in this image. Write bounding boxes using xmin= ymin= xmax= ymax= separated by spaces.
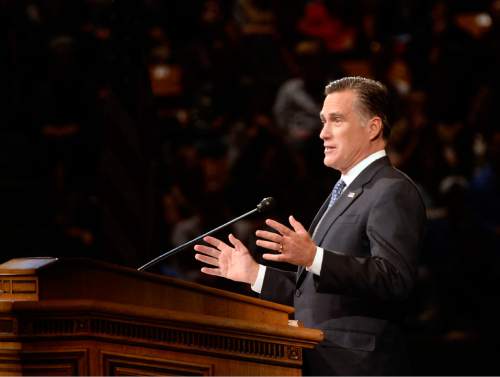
xmin=260 ymin=157 xmax=426 ymax=376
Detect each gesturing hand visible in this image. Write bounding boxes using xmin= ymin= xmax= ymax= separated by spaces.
xmin=256 ymin=215 xmax=317 ymax=267
xmin=194 ymin=234 xmax=259 ymax=285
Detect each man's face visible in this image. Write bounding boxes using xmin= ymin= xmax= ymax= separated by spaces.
xmin=319 ymin=90 xmax=373 ymax=174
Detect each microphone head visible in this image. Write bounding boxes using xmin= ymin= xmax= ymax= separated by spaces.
xmin=257 ymin=197 xmax=275 ymax=213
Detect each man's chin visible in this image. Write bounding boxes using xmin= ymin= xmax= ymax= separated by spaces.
xmin=323 ymin=158 xmax=337 ymax=170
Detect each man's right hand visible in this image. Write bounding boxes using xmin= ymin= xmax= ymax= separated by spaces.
xmin=194 ymin=234 xmax=259 ymax=285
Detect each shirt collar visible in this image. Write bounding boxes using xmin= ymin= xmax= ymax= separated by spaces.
xmin=341 ymin=150 xmax=386 ymax=188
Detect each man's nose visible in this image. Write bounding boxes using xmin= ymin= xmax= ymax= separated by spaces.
xmin=319 ymin=125 xmax=329 ymax=139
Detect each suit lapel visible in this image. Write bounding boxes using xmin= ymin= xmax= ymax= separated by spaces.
xmin=296 ymin=191 xmax=362 ymax=286
xmin=312 ymin=186 xmax=363 ymax=244
xmin=309 ymin=197 xmax=330 ymax=235
xmin=296 ymin=157 xmax=391 ymax=287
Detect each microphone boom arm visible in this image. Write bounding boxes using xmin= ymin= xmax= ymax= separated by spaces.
xmin=137 ymin=207 xmax=258 ymax=271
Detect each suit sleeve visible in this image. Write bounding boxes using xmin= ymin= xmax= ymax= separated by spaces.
xmin=260 ymin=267 xmax=297 ymax=307
xmin=314 ymin=180 xmax=426 ymax=301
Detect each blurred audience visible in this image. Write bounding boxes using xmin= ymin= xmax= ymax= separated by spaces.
xmin=2 ymin=0 xmax=499 ymax=374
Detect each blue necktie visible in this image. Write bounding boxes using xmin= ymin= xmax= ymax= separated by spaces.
xmin=311 ymin=178 xmax=346 ymax=241
xmin=328 ymin=179 xmax=346 ymax=208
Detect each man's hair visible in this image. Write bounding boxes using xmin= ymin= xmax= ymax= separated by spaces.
xmin=324 ymin=76 xmax=391 ymax=139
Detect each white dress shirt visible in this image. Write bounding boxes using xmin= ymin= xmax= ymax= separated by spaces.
xmin=251 ymin=149 xmax=387 ymax=293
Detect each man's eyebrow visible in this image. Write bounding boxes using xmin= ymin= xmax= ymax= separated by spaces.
xmin=320 ymin=112 xmax=344 ymax=119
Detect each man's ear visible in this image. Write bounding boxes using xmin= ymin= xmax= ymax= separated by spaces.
xmin=368 ymin=117 xmax=383 ymax=140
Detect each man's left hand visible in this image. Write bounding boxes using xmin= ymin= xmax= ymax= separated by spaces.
xmin=256 ymin=215 xmax=316 ymax=267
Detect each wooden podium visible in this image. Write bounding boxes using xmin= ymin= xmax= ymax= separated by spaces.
xmin=0 ymin=258 xmax=323 ymax=375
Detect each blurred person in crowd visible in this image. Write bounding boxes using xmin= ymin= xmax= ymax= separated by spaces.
xmin=274 ymin=39 xmax=332 ymax=150
xmin=161 ymin=138 xmax=232 ymax=279
xmin=386 ymin=91 xmax=427 ymax=175
xmin=226 ymin=112 xmax=297 ymax=214
xmin=232 ymin=0 xmax=288 ymax=106
xmin=273 ymin=39 xmax=342 ymax=192
xmin=296 ymin=0 xmax=358 ymax=54
xmin=465 ymin=128 xmax=500 ymax=357
xmin=469 ymin=128 xmax=500 ymax=269
xmin=194 ymin=77 xmax=426 ymax=375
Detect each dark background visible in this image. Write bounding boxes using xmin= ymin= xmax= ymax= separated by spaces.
xmin=2 ymin=0 xmax=500 ymax=374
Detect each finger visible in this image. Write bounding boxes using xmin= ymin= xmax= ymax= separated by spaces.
xmin=265 ymin=219 xmax=292 ymax=236
xmin=289 ymin=215 xmax=307 ymax=233
xmin=194 ymin=244 xmax=221 ymax=258
xmin=228 ymin=233 xmax=245 ymax=250
xmin=200 ymin=267 xmax=222 ymax=277
xmin=256 ymin=239 xmax=281 ymax=251
xmin=255 ymin=229 xmax=281 ymax=242
xmin=195 ymin=253 xmax=219 ymax=267
xmin=203 ymin=236 xmax=230 ymax=250
xmin=262 ymin=253 xmax=286 ymax=262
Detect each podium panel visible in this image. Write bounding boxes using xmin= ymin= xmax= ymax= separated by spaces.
xmin=0 ymin=258 xmax=323 ymax=376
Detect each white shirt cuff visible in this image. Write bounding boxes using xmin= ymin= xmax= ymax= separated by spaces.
xmin=306 ymin=247 xmax=323 ymax=275
xmin=250 ymin=264 xmax=266 ymax=293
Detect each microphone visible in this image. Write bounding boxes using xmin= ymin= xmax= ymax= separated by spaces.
xmin=137 ymin=197 xmax=275 ymax=271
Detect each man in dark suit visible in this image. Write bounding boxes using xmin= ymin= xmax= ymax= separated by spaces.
xmin=194 ymin=76 xmax=426 ymax=375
